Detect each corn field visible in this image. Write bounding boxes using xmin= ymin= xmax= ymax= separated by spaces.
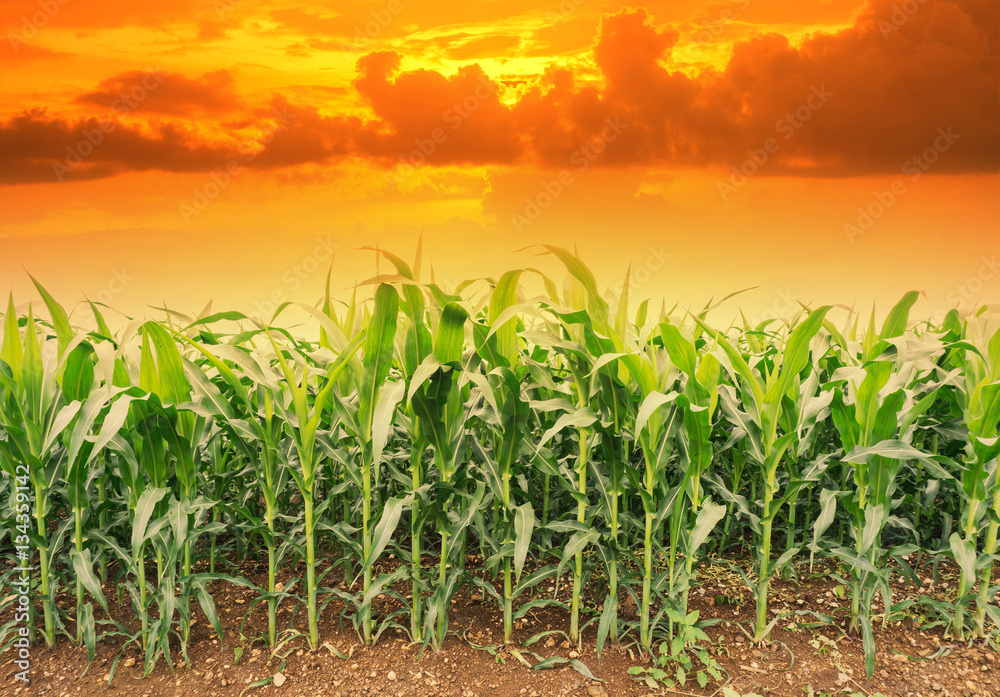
xmin=1 ymin=246 xmax=998 ymax=683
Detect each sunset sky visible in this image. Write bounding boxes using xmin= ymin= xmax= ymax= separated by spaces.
xmin=0 ymin=0 xmax=997 ymax=325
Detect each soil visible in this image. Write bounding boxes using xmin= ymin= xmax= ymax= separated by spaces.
xmin=7 ymin=556 xmax=999 ymax=697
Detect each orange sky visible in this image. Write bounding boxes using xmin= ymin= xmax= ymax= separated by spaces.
xmin=0 ymin=0 xmax=997 ymax=324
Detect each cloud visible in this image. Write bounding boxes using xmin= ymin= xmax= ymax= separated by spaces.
xmin=75 ymin=70 xmax=244 ymax=116
xmin=0 ymin=0 xmax=996 ymax=184
xmin=346 ymin=0 xmax=999 ymax=174
xmin=444 ymin=34 xmax=522 ymax=60
xmin=0 ymin=40 xmax=71 ymax=63
xmin=352 ymin=51 xmax=523 ymax=165
xmin=0 ymin=110 xmax=242 ymax=184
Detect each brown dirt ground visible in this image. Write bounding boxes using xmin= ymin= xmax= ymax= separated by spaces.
xmin=6 ymin=555 xmax=1000 ymax=697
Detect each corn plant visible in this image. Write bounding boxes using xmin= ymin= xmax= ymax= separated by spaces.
xmin=263 ymin=320 xmax=364 ymax=648
xmin=945 ymin=321 xmax=1000 ymax=639
xmin=697 ymin=305 xmax=831 ymax=643
xmin=469 ymin=270 xmax=534 ymax=643
xmin=409 ymin=298 xmax=476 ymax=648
xmin=0 ymin=298 xmax=71 ymax=646
xmin=659 ymin=321 xmax=727 ymax=622
xmin=3 ymin=258 xmax=1000 ymax=680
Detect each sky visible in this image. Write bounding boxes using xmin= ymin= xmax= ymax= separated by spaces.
xmin=0 ymin=0 xmax=997 ymax=326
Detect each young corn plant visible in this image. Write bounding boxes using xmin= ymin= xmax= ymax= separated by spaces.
xmin=409 ymin=299 xmax=477 ymax=649
xmin=586 ymin=267 xmax=641 ymax=650
xmin=263 ymin=319 xmax=364 ymax=649
xmin=0 ymin=298 xmax=74 ymax=646
xmin=696 ymin=305 xmax=831 ymax=643
xmin=350 ymin=283 xmax=406 ymax=644
xmin=659 ymin=321 xmax=726 ymax=622
xmin=626 ymin=339 xmax=681 ymax=652
xmin=357 ymin=246 xmax=433 ymax=643
xmin=470 ymin=270 xmax=535 ymax=644
xmin=945 ymin=322 xmax=1000 ymax=639
xmin=829 ymin=361 xmax=949 ymax=674
xmin=5 ymin=254 xmax=1000 ymax=677
xmin=173 ymin=316 xmax=290 ymax=647
xmin=533 ymin=246 xmax=632 ymax=646
xmin=825 ymin=294 xmax=953 ymax=664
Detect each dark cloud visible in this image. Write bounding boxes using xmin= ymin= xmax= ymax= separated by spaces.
xmin=75 ymin=70 xmax=244 ymax=116
xmin=1 ymin=1 xmax=996 ymax=184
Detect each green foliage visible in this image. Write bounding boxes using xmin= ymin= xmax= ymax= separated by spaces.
xmin=628 ymin=610 xmax=724 ymax=689
xmin=0 ymin=257 xmax=997 ymax=686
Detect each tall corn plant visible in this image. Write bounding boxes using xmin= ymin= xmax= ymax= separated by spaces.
xmin=659 ymin=321 xmax=726 ymax=622
xmin=825 ymin=295 xmax=952 ymax=664
xmin=353 ymin=283 xmax=401 ymax=644
xmin=139 ymin=320 xmax=216 ymax=647
xmin=696 ymin=305 xmax=831 ymax=642
xmin=327 ymin=282 xmax=411 ymax=645
xmin=409 ymin=299 xmax=477 ymax=648
xmin=587 ymin=267 xmax=641 ymax=650
xmin=358 ymin=247 xmax=433 ymax=642
xmin=0 ymin=295 xmax=77 ymax=646
xmin=26 ymin=286 xmax=117 ymax=651
xmin=263 ymin=319 xmax=365 ymax=649
xmin=470 ymin=270 xmax=533 ymax=643
xmin=595 ymin=309 xmax=681 ymax=652
xmin=174 ymin=321 xmax=290 ymax=647
xmin=945 ymin=322 xmax=1000 ymax=638
xmin=532 ymin=246 xmax=628 ymax=645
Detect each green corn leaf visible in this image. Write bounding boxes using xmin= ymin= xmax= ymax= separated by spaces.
xmin=859 ymin=614 xmax=875 ymax=678
xmin=62 ymin=342 xmax=96 ymax=402
xmin=29 ymin=275 xmax=73 ymax=358
xmin=362 ymin=494 xmax=412 ymax=575
xmin=434 ymin=302 xmax=468 ymax=365
xmin=660 ymin=323 xmax=697 ymax=378
xmin=880 ymin=291 xmax=920 ymax=340
xmin=596 ymin=594 xmax=618 ymax=659
xmin=556 ymin=531 xmax=599 ymax=576
xmin=70 ymin=548 xmax=109 ymax=612
xmin=142 ymin=321 xmax=191 ymax=405
xmin=489 ymin=270 xmax=523 ymax=367
xmin=1 ymin=293 xmax=24 ymax=379
xmin=359 ymin=284 xmax=399 ymax=439
xmin=80 ymin=602 xmax=96 ymax=663
xmin=949 ymin=533 xmax=976 ymax=583
xmin=687 ymin=499 xmax=726 ymax=554
xmin=513 ymin=502 xmax=535 ymax=582
xmin=131 ymin=487 xmax=169 ymax=556
xmin=193 ymin=580 xmax=224 ymax=641
xmin=371 ymin=379 xmax=405 ymax=466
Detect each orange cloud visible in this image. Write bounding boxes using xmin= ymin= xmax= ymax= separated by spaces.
xmin=0 ymin=0 xmax=996 ymax=185
xmin=353 ymin=51 xmax=523 ymax=165
xmin=75 ymin=70 xmax=244 ymax=116
xmin=0 ymin=110 xmax=241 ymax=184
